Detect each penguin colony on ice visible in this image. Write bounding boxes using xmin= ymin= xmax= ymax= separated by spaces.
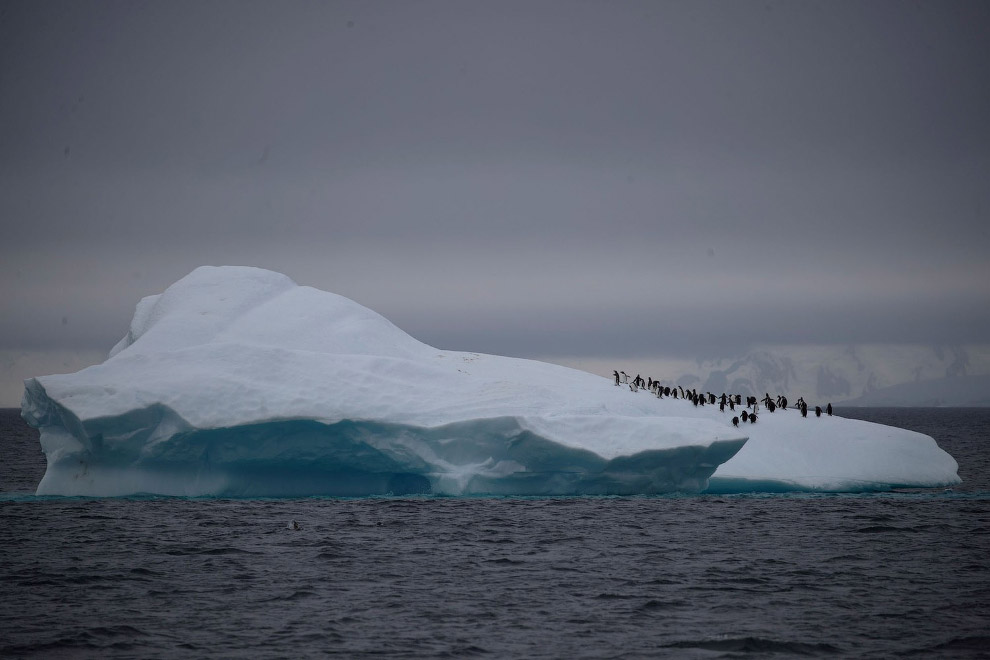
xmin=612 ymin=370 xmax=832 ymax=428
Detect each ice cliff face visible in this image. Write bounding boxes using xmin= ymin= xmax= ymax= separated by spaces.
xmin=21 ymin=266 xmax=749 ymax=496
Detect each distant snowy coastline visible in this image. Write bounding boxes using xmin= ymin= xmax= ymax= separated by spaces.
xmin=560 ymin=345 xmax=990 ymax=410
xmin=21 ymin=266 xmax=960 ymax=496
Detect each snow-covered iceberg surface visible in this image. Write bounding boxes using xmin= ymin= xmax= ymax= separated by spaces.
xmin=21 ymin=266 xmax=747 ymax=497
xmin=707 ymin=414 xmax=960 ymax=493
xmin=21 ymin=266 xmax=960 ymax=496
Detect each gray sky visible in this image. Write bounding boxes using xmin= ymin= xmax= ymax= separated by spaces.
xmin=2 ymin=0 xmax=989 ymax=404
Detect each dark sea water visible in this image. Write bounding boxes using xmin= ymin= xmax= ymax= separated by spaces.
xmin=2 ymin=407 xmax=988 ymax=659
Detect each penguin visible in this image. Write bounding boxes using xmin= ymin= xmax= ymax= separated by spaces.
xmin=614 ymin=370 xmax=620 ymax=386
xmin=826 ymin=403 xmax=833 ymax=416
xmin=732 ymin=416 xmax=739 ymax=427
xmin=815 ymin=406 xmax=822 ymax=417
xmin=741 ymin=410 xmax=749 ymax=422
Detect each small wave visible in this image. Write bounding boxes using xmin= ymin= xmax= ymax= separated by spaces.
xmin=163 ymin=546 xmax=259 ymax=556
xmin=536 ymin=535 xmax=586 ymax=545
xmin=129 ymin=567 xmax=160 ymax=577
xmin=195 ymin=547 xmax=260 ymax=556
xmin=828 ymin=553 xmax=866 ymax=561
xmin=316 ymin=551 xmax=346 ymax=560
xmin=86 ymin=625 xmax=148 ymax=638
xmin=435 ymin=644 xmax=490 ymax=657
xmin=638 ymin=599 xmax=688 ymax=611
xmin=2 ymin=625 xmax=151 ymax=656
xmin=855 ymin=525 xmax=911 ymax=533
xmin=63 ymin=574 xmax=113 ymax=585
xmin=665 ymin=636 xmax=842 ymax=655
xmin=901 ymin=635 xmax=990 ymax=655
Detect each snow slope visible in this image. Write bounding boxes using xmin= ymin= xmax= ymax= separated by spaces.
xmin=20 ymin=266 xmax=959 ymax=496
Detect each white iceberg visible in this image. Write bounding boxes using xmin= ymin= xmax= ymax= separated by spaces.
xmin=21 ymin=266 xmax=747 ymax=496
xmin=20 ymin=266 xmax=959 ymax=497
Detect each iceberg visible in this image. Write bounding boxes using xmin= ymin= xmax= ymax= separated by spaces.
xmin=20 ymin=266 xmax=747 ymax=496
xmin=707 ymin=412 xmax=958 ymax=493
xmin=20 ymin=266 xmax=960 ymax=497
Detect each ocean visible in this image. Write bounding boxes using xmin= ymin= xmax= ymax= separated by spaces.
xmin=1 ymin=407 xmax=988 ymax=658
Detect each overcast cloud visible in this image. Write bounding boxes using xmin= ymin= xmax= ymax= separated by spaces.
xmin=1 ymin=0 xmax=989 ymax=405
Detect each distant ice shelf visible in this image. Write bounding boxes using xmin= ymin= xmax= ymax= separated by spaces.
xmin=21 ymin=266 xmax=959 ymax=496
